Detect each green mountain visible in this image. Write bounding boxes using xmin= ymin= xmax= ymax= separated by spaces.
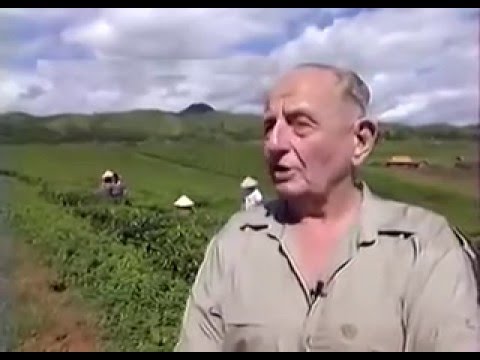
xmin=0 ymin=105 xmax=477 ymax=144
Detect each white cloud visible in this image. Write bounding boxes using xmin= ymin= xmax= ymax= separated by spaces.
xmin=0 ymin=68 xmax=52 ymax=110
xmin=7 ymin=56 xmax=276 ymax=115
xmin=0 ymin=80 xmax=22 ymax=109
xmin=1 ymin=8 xmax=478 ymax=125
xmin=61 ymin=8 xmax=306 ymax=60
xmin=269 ymin=8 xmax=479 ymax=124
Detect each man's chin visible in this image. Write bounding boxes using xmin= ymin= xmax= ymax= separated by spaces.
xmin=273 ymin=181 xmax=305 ymax=199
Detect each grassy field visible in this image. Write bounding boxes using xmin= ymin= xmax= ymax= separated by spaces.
xmin=371 ymin=138 xmax=476 ymax=166
xmin=0 ymin=137 xmax=478 ymax=351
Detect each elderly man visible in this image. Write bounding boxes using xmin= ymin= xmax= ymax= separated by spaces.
xmin=175 ymin=63 xmax=479 ymax=352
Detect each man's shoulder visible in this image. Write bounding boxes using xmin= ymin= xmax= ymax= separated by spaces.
xmin=223 ymin=199 xmax=280 ymax=231
xmin=374 ymin=191 xmax=480 ymax=305
xmin=207 ymin=200 xmax=282 ymax=267
xmin=371 ymin=191 xmax=469 ymax=254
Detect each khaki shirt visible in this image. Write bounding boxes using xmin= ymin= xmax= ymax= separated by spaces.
xmin=175 ymin=183 xmax=479 ymax=352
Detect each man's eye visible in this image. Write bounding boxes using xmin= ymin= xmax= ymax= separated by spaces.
xmin=287 ymin=114 xmax=310 ymax=125
xmin=289 ymin=116 xmax=314 ymax=135
xmin=263 ymin=119 xmax=275 ymax=134
xmin=293 ymin=120 xmax=310 ymax=128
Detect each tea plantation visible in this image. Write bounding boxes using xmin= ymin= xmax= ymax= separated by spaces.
xmin=1 ymin=138 xmax=478 ymax=351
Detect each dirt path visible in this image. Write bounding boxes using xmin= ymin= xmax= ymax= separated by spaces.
xmin=12 ymin=243 xmax=103 ymax=352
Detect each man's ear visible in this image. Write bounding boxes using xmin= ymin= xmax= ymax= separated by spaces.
xmin=352 ymin=117 xmax=378 ymax=167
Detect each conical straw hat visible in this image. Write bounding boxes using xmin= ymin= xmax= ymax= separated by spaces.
xmin=174 ymin=195 xmax=195 ymax=208
xmin=101 ymin=170 xmax=114 ymax=179
xmin=240 ymin=176 xmax=258 ymax=189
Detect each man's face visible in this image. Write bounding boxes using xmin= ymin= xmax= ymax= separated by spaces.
xmin=263 ymin=68 xmax=358 ymax=200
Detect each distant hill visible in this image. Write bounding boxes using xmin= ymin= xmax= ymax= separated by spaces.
xmin=0 ymin=106 xmax=477 ymax=144
xmin=0 ymin=106 xmax=261 ymax=144
xmin=178 ymin=103 xmax=215 ymax=116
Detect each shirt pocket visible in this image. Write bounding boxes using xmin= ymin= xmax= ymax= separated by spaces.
xmin=310 ymin=316 xmax=404 ymax=352
xmin=223 ymin=309 xmax=290 ymax=352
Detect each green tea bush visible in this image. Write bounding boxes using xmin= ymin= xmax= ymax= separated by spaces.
xmin=70 ymin=204 xmax=224 ymax=283
xmin=9 ymin=182 xmax=229 ymax=351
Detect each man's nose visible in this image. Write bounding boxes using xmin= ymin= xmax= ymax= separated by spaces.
xmin=265 ymin=119 xmax=290 ymax=152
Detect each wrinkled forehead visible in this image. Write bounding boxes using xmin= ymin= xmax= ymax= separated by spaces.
xmin=264 ymin=69 xmax=343 ymax=115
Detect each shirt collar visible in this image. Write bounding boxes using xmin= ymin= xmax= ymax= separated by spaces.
xmin=241 ymin=181 xmax=383 ymax=247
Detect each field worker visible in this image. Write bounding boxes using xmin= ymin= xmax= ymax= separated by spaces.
xmin=99 ymin=170 xmax=115 ymax=192
xmin=174 ymin=63 xmax=479 ymax=352
xmin=110 ymin=172 xmax=127 ymax=199
xmin=98 ymin=170 xmax=126 ymax=200
xmin=240 ymin=176 xmax=263 ymax=210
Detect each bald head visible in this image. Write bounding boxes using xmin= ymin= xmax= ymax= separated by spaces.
xmin=267 ymin=63 xmax=371 ymax=119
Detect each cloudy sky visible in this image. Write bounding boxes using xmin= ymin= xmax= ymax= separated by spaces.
xmin=1 ymin=8 xmax=478 ymax=125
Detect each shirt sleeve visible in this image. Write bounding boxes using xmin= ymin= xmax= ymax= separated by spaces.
xmin=405 ymin=224 xmax=480 ymax=352
xmin=254 ymin=190 xmax=263 ymax=203
xmin=174 ymin=234 xmax=227 ymax=352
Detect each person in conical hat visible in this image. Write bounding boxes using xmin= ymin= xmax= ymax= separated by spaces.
xmin=174 ymin=195 xmax=195 ymax=208
xmin=97 ymin=169 xmax=127 ymax=200
xmin=110 ymin=171 xmax=127 ymax=199
xmin=240 ymin=176 xmax=263 ymax=210
xmin=101 ymin=170 xmax=115 ymax=181
xmin=174 ymin=195 xmax=195 ymax=216
xmin=99 ymin=169 xmax=115 ymax=193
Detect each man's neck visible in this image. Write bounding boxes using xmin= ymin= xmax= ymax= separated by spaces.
xmin=286 ymin=179 xmax=362 ymax=226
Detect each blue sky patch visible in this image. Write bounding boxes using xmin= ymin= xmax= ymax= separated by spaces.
xmin=229 ymin=8 xmax=368 ymax=56
xmin=8 ymin=23 xmax=94 ymax=70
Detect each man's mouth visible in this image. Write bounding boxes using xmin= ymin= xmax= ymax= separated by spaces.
xmin=271 ymin=165 xmax=295 ymax=182
xmin=273 ymin=164 xmax=290 ymax=172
